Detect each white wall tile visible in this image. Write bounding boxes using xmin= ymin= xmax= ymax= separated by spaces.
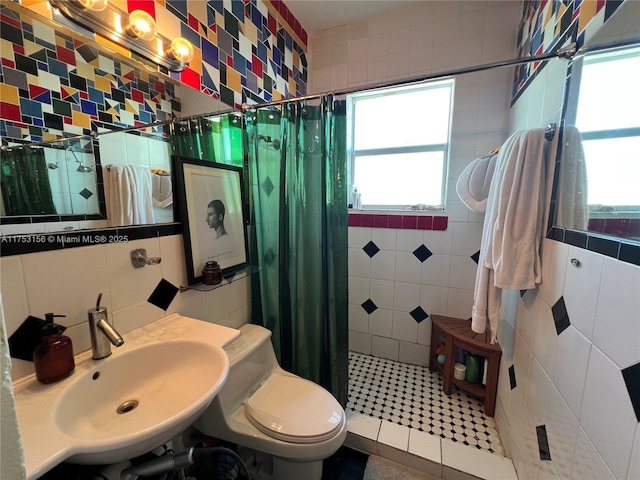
xmin=450 ymin=222 xmax=482 ymax=256
xmin=106 ymin=238 xmax=162 ymax=312
xmin=369 ymin=309 xmax=392 ymax=337
xmin=513 ymin=331 xmax=531 ymax=399
xmin=349 ymin=275 xmax=370 ymax=305
xmin=348 ymin=226 xmax=372 ymax=248
xmin=524 ymin=358 xmax=551 ymax=426
xmin=392 ymin=311 xmax=418 ymax=343
xmin=448 ymin=256 xmax=476 ymax=290
xmin=399 ymin=341 xmax=429 ymax=366
xmin=592 ymin=258 xmax=640 ymax=368
xmin=0 ymin=256 xmax=29 ymax=336
xmin=21 ymin=245 xmax=110 ymax=328
xmin=349 ymin=303 xmax=369 ymax=333
xmin=423 ymin=230 xmax=453 ymax=255
xmin=546 ymin=385 xmax=579 ymax=480
xmin=421 ymin=254 xmax=451 ymax=287
xmin=371 ymin=335 xmax=399 ymax=360
xmin=394 ymin=251 xmax=422 ymax=283
xmin=112 ymin=301 xmax=164 ymax=335
xmin=168 ymin=288 xmax=203 ymax=319
xmin=349 ymin=330 xmax=372 ymax=355
xmin=550 ymin=326 xmax=591 ymax=418
xmin=580 ymin=346 xmax=637 ymax=479
xmin=420 ymin=285 xmax=449 ymax=316
xmin=396 ymin=230 xmax=424 ymax=252
xmin=530 ymin=297 xmax=557 ymax=376
xmin=394 ymin=281 xmax=421 ymax=312
xmin=628 ymin=423 xmax=640 ymax=480
xmin=563 ymin=247 xmax=603 ymax=341
xmin=371 ymin=228 xmax=397 ymax=251
xmin=445 ymin=288 xmax=473 ymax=319
xmin=370 ymin=278 xmax=394 ymax=309
xmin=370 ymin=250 xmax=395 ymax=280
xmin=537 ymin=239 xmax=568 ymax=307
xmin=571 ymin=427 xmax=616 ymax=480
xmin=348 ymin=247 xmax=371 ymax=277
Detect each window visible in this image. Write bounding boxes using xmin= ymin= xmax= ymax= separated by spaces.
xmin=573 ymin=45 xmax=640 ymax=210
xmin=347 ymin=79 xmax=455 ymax=210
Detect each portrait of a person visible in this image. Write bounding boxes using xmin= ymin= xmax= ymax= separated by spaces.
xmin=206 ymin=199 xmax=228 ymax=238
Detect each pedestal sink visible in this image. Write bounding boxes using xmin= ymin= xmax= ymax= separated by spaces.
xmin=13 ymin=314 xmax=240 ymax=479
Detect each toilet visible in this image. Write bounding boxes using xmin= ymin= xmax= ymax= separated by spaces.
xmin=193 ymin=324 xmax=347 ymax=480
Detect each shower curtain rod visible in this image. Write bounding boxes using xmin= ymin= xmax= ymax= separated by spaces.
xmin=242 ymin=43 xmax=578 ymax=111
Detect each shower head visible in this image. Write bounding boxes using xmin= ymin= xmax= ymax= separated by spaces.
xmin=76 ymin=164 xmax=93 ymax=172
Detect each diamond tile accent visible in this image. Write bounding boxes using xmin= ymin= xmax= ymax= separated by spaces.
xmin=471 ymin=250 xmax=480 ymax=264
xmin=413 ymin=244 xmax=432 ymax=263
xmin=536 ymin=425 xmax=551 ymax=461
xmin=409 ymin=306 xmax=428 ymax=323
xmin=622 ymin=362 xmax=640 ymax=422
xmin=262 ymin=176 xmax=274 ymax=197
xmin=508 ymin=365 xmax=517 ymax=390
xmin=551 ymin=296 xmax=571 ymax=335
xmin=79 ymin=188 xmax=93 ymax=199
xmin=363 ymin=241 xmax=380 ymax=258
xmin=147 ymin=279 xmax=179 ymax=311
xmin=361 ymin=299 xmax=377 ymax=315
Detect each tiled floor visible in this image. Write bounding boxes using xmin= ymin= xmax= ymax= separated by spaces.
xmin=347 ymin=352 xmax=504 ymax=456
xmin=344 ymin=352 xmax=517 ymax=480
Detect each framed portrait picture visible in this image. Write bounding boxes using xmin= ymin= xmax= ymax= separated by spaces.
xmin=173 ymin=156 xmax=248 ymax=285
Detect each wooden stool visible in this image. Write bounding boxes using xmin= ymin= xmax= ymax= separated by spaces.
xmin=429 ymin=315 xmax=502 ymax=416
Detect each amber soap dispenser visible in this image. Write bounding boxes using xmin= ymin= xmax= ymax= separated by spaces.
xmin=33 ymin=313 xmax=75 ymax=384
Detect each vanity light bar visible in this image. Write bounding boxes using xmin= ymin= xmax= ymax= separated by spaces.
xmin=49 ymin=0 xmax=191 ymax=72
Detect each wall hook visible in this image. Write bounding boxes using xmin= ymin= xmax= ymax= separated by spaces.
xmin=570 ymin=258 xmax=581 ymax=267
xmin=131 ymin=248 xmax=161 ymax=268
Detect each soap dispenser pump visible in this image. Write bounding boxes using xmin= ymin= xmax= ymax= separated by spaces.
xmin=33 ymin=313 xmax=75 ymax=384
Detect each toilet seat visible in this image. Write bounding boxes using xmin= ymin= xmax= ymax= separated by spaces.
xmin=244 ymin=373 xmax=344 ymax=444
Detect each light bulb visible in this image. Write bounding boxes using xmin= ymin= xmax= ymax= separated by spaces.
xmin=168 ymin=37 xmax=195 ymax=64
xmin=74 ymin=0 xmax=108 ymax=11
xmin=125 ymin=10 xmax=157 ymax=41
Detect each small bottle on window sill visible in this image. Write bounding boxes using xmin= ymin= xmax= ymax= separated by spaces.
xmin=202 ymin=261 xmax=222 ymax=285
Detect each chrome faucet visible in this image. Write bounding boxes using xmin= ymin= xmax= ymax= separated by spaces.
xmin=88 ymin=298 xmax=124 ymax=359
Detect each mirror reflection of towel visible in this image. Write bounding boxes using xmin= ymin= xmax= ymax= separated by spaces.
xmin=556 ymin=126 xmax=588 ymax=231
xmin=152 ymin=172 xmax=173 ymax=208
xmin=103 ymin=165 xmax=155 ymax=226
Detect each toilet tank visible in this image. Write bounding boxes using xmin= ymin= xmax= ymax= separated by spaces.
xmin=215 ymin=324 xmax=278 ymax=416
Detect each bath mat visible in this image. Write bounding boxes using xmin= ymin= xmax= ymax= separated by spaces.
xmin=363 ymin=455 xmax=442 ymax=480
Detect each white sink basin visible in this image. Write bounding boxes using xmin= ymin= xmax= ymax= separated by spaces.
xmin=13 ymin=314 xmax=240 ymax=479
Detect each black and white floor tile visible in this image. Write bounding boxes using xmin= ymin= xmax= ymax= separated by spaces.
xmin=347 ymin=351 xmax=505 ymax=456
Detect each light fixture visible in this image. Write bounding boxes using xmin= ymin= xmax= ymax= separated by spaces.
xmin=168 ymin=37 xmax=195 ymax=64
xmin=125 ymin=9 xmax=157 ymax=41
xmin=49 ymin=0 xmax=193 ymax=72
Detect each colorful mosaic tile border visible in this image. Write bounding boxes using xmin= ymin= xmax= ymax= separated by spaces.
xmin=0 ymin=3 xmax=180 ymax=142
xmin=512 ymin=0 xmax=624 ymax=103
xmin=348 ymin=212 xmax=449 ymax=231
xmin=19 ymin=0 xmax=308 ymax=112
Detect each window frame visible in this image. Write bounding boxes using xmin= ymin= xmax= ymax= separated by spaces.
xmin=346 ymin=78 xmax=455 ymax=211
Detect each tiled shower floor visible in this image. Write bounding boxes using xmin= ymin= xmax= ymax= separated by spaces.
xmin=347 ymin=351 xmax=505 ymax=456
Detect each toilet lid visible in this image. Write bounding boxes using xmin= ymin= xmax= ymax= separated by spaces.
xmin=244 ymin=373 xmax=344 ymax=444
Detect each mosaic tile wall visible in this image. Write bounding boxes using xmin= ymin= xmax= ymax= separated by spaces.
xmin=1 ymin=0 xmax=308 ymax=142
xmin=0 ymin=2 xmax=180 ymax=142
xmin=512 ymin=0 xmax=625 ymax=102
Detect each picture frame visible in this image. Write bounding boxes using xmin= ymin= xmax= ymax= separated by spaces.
xmin=173 ymin=156 xmax=248 ymax=285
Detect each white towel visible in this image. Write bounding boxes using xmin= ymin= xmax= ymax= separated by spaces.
xmin=456 ymin=153 xmax=498 ymax=212
xmin=103 ymin=165 xmax=155 ymax=227
xmin=556 ymin=126 xmax=588 ymax=231
xmin=472 ymin=129 xmax=547 ymax=342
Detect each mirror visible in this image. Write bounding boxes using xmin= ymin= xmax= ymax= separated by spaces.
xmin=553 ymin=0 xmax=640 ymax=244
xmin=1 ymin=136 xmax=99 ymax=217
xmin=0 ymin=1 xmax=234 ymax=235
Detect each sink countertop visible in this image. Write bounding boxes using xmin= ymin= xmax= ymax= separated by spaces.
xmin=13 ymin=313 xmax=241 ymax=479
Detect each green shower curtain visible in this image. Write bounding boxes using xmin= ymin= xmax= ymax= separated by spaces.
xmin=0 ymin=147 xmax=56 ymax=215
xmin=245 ymin=95 xmax=349 ymax=406
xmin=170 ymin=113 xmax=243 ymax=167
